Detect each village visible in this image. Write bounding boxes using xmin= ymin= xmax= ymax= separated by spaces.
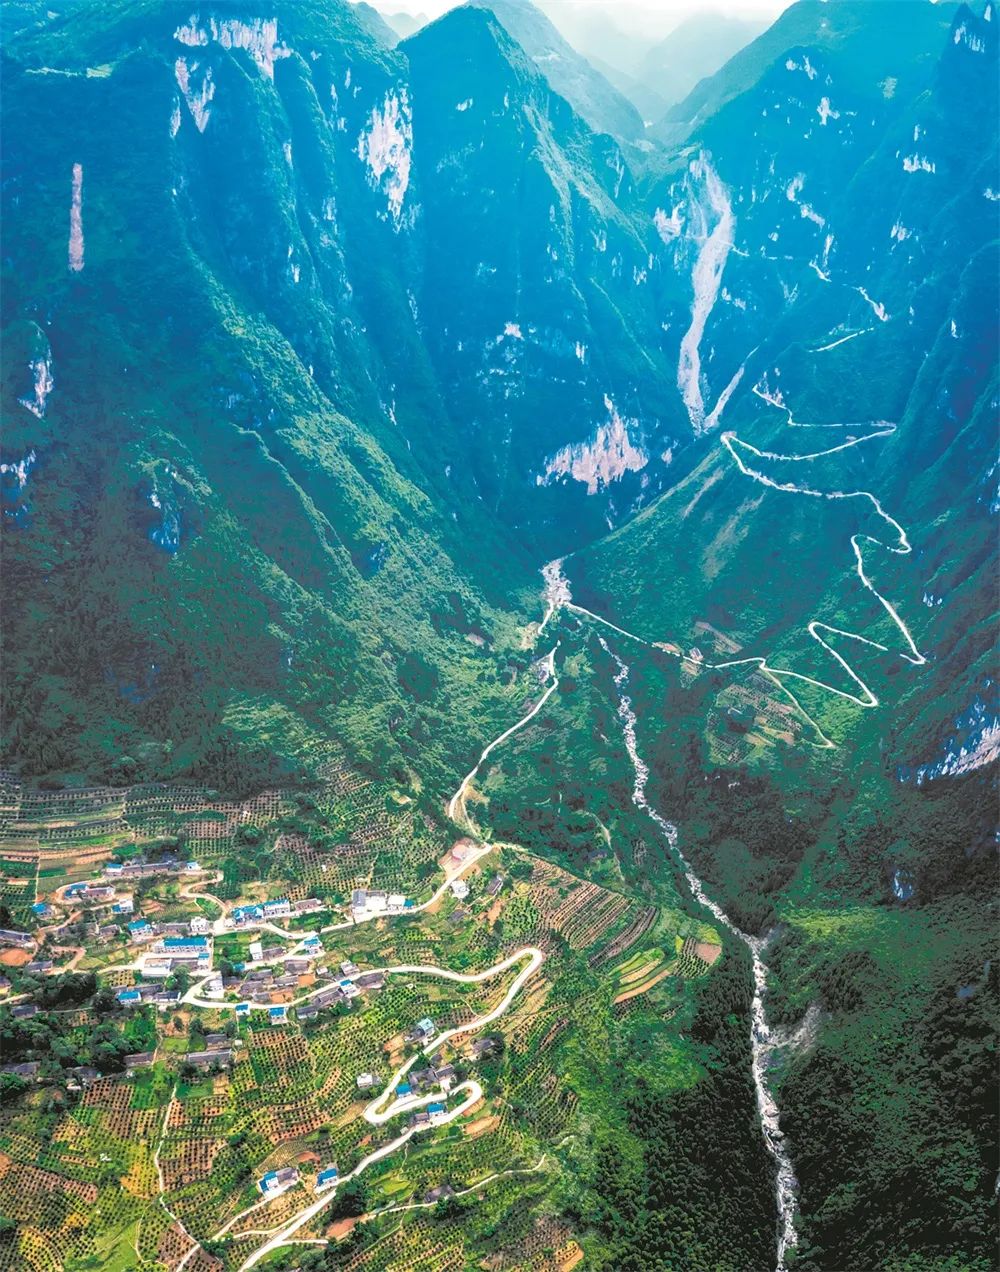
xmin=0 ymin=762 xmax=719 ymax=1272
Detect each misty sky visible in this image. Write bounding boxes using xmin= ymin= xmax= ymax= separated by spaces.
xmin=368 ymin=0 xmax=797 ymax=28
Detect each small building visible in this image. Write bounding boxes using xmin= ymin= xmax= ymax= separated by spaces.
xmin=204 ymin=1033 xmax=229 ymax=1051
xmin=433 ymin=1064 xmax=456 ymax=1087
xmin=284 ymin=959 xmax=311 ymax=975
xmin=410 ymin=1110 xmax=430 ymax=1128
xmin=248 ymin=942 xmax=264 ymax=963
xmin=406 ymin=1017 xmax=435 ymax=1043
xmin=24 ymin=960 xmax=54 ymax=974
xmin=31 ymin=902 xmax=50 ymax=918
xmin=355 ymin=971 xmax=385 ymax=991
xmin=235 ymin=1002 xmax=250 ymax=1016
xmin=0 ymin=929 xmax=33 ymax=948
xmin=11 ymin=1004 xmax=38 ymax=1020
xmin=486 ymin=874 xmax=504 ymax=898
xmin=67 ymin=1065 xmax=100 ymax=1087
xmin=424 ymin=1184 xmax=455 ymax=1204
xmin=468 ymin=1036 xmax=499 ymax=1061
xmin=117 ymin=989 xmax=143 ymax=1007
xmin=356 ymin=1072 xmax=378 ymax=1091
xmin=388 ymin=893 xmax=407 ymax=910
xmin=316 ymin=1165 xmax=339 ymax=1190
xmin=186 ymin=1049 xmax=232 ymax=1070
xmin=189 ymin=916 xmax=210 ymax=935
xmin=258 ymin=1167 xmax=298 ymax=1196
xmin=154 ymin=991 xmax=181 ymax=1010
xmin=449 ymin=879 xmax=470 ymax=901
xmin=1 ymin=1061 xmax=40 ymax=1080
xmin=262 ymin=898 xmax=291 ymax=919
xmin=396 ymin=1082 xmax=412 ymax=1097
xmin=340 ymin=960 xmax=360 ymax=977
xmin=125 ymin=1052 xmax=156 ymax=1072
xmin=427 ymin=1101 xmax=447 ymax=1119
xmin=292 ymin=898 xmax=323 ymax=914
xmin=162 ymin=935 xmax=208 ymax=954
xmin=268 ymin=1005 xmax=287 ymax=1024
xmin=338 ymin=978 xmax=360 ymax=999
xmin=112 ymin=894 xmax=135 ymax=915
xmin=297 ymin=1006 xmax=318 ymax=1021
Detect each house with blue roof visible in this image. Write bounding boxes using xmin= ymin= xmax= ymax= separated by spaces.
xmin=316 ymin=1166 xmax=339 ymax=1189
xmin=117 ymin=989 xmax=141 ymax=1006
xmin=258 ymin=1167 xmax=298 ymax=1195
xmin=427 ymin=1102 xmax=446 ymax=1116
xmin=31 ymin=902 xmax=49 ymax=917
xmin=235 ymin=1002 xmax=250 ymax=1015
xmin=268 ymin=1006 xmax=287 ymax=1023
xmin=163 ymin=935 xmax=207 ymax=949
xmin=396 ymin=1082 xmax=412 ymax=1096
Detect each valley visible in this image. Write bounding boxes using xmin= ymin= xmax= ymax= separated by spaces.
xmin=0 ymin=0 xmax=996 ymax=1269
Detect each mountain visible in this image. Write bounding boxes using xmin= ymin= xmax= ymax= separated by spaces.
xmin=0 ymin=2 xmax=996 ymax=1270
xmin=586 ymin=51 xmax=670 ymax=124
xmin=637 ymin=11 xmax=768 ymax=109
xmin=1 ymin=0 xmax=547 ymax=795
xmin=377 ymin=7 xmax=429 ymax=40
xmin=464 ymin=0 xmax=646 ymax=140
xmin=659 ymin=0 xmax=960 ymax=136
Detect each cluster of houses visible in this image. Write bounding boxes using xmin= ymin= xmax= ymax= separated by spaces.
xmin=227 ymin=897 xmax=324 ymax=928
xmin=350 ymin=889 xmax=414 ymax=920
xmin=408 ymin=1099 xmax=449 ymax=1130
xmin=1 ymin=1053 xmax=155 ymax=1088
xmin=141 ymin=933 xmax=212 ymax=978
xmin=105 ymin=858 xmax=202 ymax=880
xmin=295 ymin=961 xmax=386 ymax=1021
xmin=117 ymin=985 xmax=182 ymax=1010
xmin=407 ymin=1062 xmax=456 ymax=1092
xmin=0 ymin=929 xmax=34 ymax=949
xmin=128 ymin=913 xmax=211 ymax=947
xmin=255 ymin=1161 xmax=338 ymax=1198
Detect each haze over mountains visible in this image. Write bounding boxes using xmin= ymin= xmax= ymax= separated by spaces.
xmin=0 ymin=0 xmax=997 ymax=1266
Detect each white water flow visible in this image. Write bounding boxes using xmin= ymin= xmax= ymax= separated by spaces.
xmin=599 ymin=635 xmax=798 ymax=1271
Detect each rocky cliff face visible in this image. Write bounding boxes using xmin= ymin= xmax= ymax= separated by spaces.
xmin=1 ymin=0 xmax=995 ymax=790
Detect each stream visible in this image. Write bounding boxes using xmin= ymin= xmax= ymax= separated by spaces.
xmin=599 ymin=635 xmax=799 ymax=1272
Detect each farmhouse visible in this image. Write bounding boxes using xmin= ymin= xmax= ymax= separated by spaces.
xmin=316 ymin=1165 xmax=339 ymax=1189
xmin=405 ymin=1017 xmax=436 ymax=1043
xmin=1 ymin=1062 xmax=40 ymax=1080
xmin=424 ymin=1184 xmax=455 ymax=1204
xmin=355 ymin=1072 xmax=378 ymax=1090
xmin=258 ymin=1167 xmax=298 ymax=1196
xmin=0 ymin=929 xmax=34 ymax=948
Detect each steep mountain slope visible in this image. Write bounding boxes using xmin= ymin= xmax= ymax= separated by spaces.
xmin=1 ymin=0 xmax=542 ymax=793
xmin=464 ymin=0 xmax=645 ymax=141
xmin=0 ymin=0 xmax=704 ymax=789
xmin=571 ymin=0 xmax=998 ymax=765
xmin=658 ymin=0 xmax=959 ymax=136
xmin=560 ymin=6 xmax=998 ymax=1263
